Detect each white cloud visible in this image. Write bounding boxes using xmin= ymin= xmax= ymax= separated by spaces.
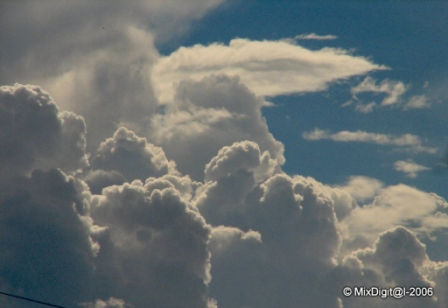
xmin=405 ymin=95 xmax=431 ymax=109
xmin=152 ymin=38 xmax=385 ymax=102
xmin=394 ymin=160 xmax=430 ymax=178
xmin=341 ymin=184 xmax=448 ymax=247
xmin=149 ymin=75 xmax=284 ymax=180
xmin=204 ymin=140 xmax=278 ymax=183
xmin=351 ymin=77 xmax=407 ymax=106
xmin=302 ymin=128 xmax=437 ymax=153
xmin=338 ymin=176 xmax=384 ymax=203
xmin=294 ymin=33 xmax=338 ymax=40
xmin=348 ymin=77 xmax=430 ymax=112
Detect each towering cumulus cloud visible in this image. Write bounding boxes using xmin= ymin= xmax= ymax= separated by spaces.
xmin=150 ymin=76 xmax=284 ymax=179
xmin=1 ymin=1 xmax=448 ymax=308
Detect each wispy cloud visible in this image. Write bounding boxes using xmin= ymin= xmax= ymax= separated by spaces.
xmin=293 ymin=33 xmax=338 ymax=40
xmin=302 ymin=128 xmax=437 ymax=153
xmin=351 ymin=77 xmax=407 ymax=106
xmin=405 ymin=95 xmax=430 ymax=109
xmin=152 ymin=38 xmax=385 ymax=102
xmin=346 ymin=77 xmax=430 ymax=112
xmin=394 ymin=160 xmax=430 ymax=178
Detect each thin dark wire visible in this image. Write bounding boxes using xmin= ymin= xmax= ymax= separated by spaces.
xmin=0 ymin=291 xmax=66 ymax=308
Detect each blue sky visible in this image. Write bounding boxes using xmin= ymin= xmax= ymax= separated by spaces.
xmin=162 ymin=0 xmax=448 ymax=199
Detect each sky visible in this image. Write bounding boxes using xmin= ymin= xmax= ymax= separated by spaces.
xmin=0 ymin=1 xmax=447 ymax=308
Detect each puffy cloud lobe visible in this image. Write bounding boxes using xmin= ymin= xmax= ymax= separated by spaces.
xmin=196 ymin=140 xmax=280 ymax=228
xmin=0 ymin=169 xmax=97 ymax=308
xmin=151 ymin=38 xmax=385 ymax=102
xmin=0 ymin=83 xmax=88 ymax=179
xmin=204 ymin=140 xmax=278 ymax=182
xmin=144 ymin=174 xmax=200 ymax=202
xmin=90 ymin=179 xmax=213 ymax=308
xmin=292 ymin=174 xmax=357 ymax=220
xmin=149 ymin=75 xmax=284 ymax=180
xmin=91 ymin=127 xmax=177 ymax=182
xmin=356 ymin=227 xmax=429 ymax=286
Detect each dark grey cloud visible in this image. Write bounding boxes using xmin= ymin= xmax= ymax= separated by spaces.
xmin=90 ymin=179 xmax=214 ymax=308
xmin=0 ymin=83 xmax=88 ymax=179
xmin=0 ymin=168 xmax=214 ymax=307
xmin=0 ymin=169 xmax=97 ymax=308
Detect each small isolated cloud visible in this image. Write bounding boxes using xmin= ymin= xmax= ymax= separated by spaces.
xmin=81 ymin=297 xmax=129 ymax=308
xmin=351 ymin=77 xmax=407 ymax=107
xmin=302 ymin=128 xmax=437 ymax=153
xmin=347 ymin=77 xmax=430 ymax=112
xmin=405 ymin=95 xmax=430 ymax=109
xmin=152 ymin=38 xmax=385 ymax=102
xmin=394 ymin=159 xmax=430 ymax=178
xmin=294 ymin=33 xmax=338 ymax=40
